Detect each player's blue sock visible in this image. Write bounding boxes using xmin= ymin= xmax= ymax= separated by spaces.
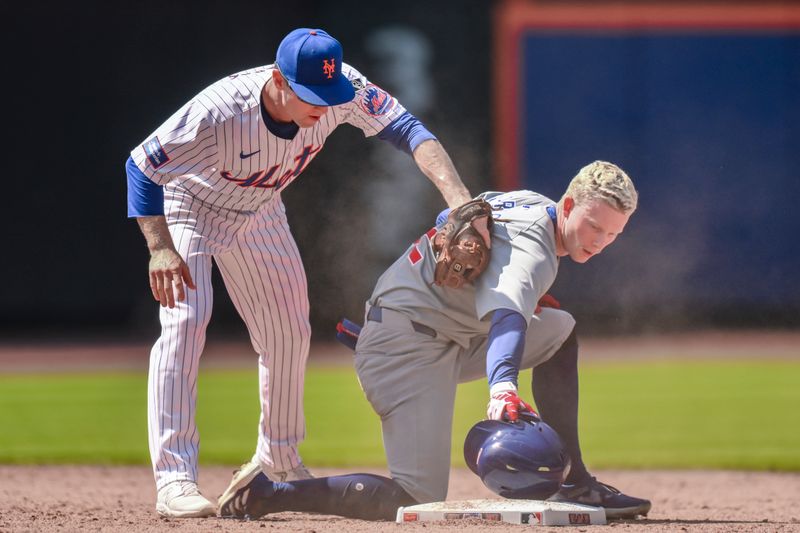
xmin=531 ymin=327 xmax=588 ymax=484
xmin=246 ymin=473 xmax=417 ymax=520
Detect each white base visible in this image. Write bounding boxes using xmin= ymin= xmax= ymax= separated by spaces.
xmin=396 ymin=498 xmax=607 ymax=526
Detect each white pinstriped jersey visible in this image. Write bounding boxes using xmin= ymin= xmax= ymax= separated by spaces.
xmin=130 ymin=63 xmax=406 ymax=213
xmin=369 ymin=191 xmax=560 ymax=347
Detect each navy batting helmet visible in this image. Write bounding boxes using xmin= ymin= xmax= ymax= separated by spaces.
xmin=464 ymin=413 xmax=571 ymax=500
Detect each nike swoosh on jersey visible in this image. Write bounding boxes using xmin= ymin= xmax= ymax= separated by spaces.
xmin=240 ymin=150 xmax=260 ymax=159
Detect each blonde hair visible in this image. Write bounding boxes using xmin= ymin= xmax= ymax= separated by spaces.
xmin=560 ymin=160 xmax=638 ymax=213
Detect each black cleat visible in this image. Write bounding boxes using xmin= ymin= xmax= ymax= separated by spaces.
xmin=548 ymin=475 xmax=651 ymax=519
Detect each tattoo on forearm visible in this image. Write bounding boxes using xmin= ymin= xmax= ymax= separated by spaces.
xmin=414 ymin=140 xmax=471 ymax=207
xmin=137 ymin=216 xmax=176 ymax=253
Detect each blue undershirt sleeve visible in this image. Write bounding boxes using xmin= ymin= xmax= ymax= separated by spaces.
xmin=435 ymin=208 xmax=451 ymax=227
xmin=126 ymin=156 xmax=164 ymax=217
xmin=376 ymin=111 xmax=437 ymax=155
xmin=486 ymin=308 xmax=528 ymax=388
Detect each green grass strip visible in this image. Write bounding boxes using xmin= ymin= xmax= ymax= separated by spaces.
xmin=0 ymin=359 xmax=797 ymax=470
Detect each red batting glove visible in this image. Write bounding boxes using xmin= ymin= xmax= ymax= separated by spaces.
xmin=487 ymin=382 xmax=538 ymax=422
xmin=535 ymin=293 xmax=561 ymax=314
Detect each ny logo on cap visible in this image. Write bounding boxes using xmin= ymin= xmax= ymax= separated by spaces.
xmin=323 ymin=58 xmax=336 ymax=79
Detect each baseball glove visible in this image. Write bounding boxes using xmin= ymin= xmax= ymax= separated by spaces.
xmin=432 ymin=199 xmax=493 ymax=288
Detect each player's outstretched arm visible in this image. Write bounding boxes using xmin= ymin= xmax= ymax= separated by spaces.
xmin=412 ymin=139 xmax=471 ymax=207
xmin=136 ymin=216 xmax=196 ymax=308
xmin=413 ymin=139 xmax=491 ymax=245
xmin=485 ymin=309 xmax=537 ymax=422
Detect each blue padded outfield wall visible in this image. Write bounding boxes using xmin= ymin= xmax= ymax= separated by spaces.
xmin=495 ymin=4 xmax=800 ymax=330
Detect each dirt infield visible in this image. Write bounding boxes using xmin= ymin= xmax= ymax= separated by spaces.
xmin=1 ymin=466 xmax=798 ymax=532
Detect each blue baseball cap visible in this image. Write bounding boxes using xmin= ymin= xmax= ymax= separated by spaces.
xmin=276 ymin=28 xmax=355 ymax=106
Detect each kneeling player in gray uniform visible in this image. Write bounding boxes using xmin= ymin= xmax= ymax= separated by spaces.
xmin=218 ymin=160 xmax=651 ymax=520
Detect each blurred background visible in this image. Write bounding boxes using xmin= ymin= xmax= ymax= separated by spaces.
xmin=1 ymin=0 xmax=798 ymax=342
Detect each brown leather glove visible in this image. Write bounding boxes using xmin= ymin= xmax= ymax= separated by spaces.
xmin=432 ymin=199 xmax=493 ymax=289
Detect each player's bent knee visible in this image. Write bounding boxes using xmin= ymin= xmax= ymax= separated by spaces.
xmin=257 ymin=318 xmax=311 ymax=357
xmin=531 ymin=308 xmax=576 ymax=348
xmin=393 ymin=476 xmax=447 ymax=505
xmin=520 ymin=309 xmax=576 ymax=368
xmin=543 ymin=307 xmax=576 ymax=338
xmin=273 ymin=318 xmax=312 ymax=345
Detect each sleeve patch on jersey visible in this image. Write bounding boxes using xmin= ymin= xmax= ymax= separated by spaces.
xmin=358 ymin=84 xmax=396 ymax=116
xmin=143 ymin=137 xmax=170 ymax=169
xmin=351 ymin=77 xmax=366 ymax=90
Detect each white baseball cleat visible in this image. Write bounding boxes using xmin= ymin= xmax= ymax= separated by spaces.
xmin=156 ymin=480 xmax=216 ymax=518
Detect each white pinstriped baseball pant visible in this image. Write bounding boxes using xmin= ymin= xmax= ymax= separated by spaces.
xmin=148 ymin=190 xmax=310 ymax=489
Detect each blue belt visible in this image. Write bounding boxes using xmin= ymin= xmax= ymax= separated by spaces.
xmin=367 ymin=306 xmax=437 ymax=338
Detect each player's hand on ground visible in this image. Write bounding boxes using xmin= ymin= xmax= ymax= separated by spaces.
xmin=487 ymin=382 xmax=537 ymax=422
xmin=535 ymin=293 xmax=561 ymax=314
xmin=148 ymin=249 xmax=196 ymax=308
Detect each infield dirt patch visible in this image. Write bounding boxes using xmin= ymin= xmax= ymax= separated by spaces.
xmin=1 ymin=466 xmax=798 ymax=532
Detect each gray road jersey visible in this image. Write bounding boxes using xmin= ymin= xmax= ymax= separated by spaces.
xmin=369 ymin=190 xmax=559 ymax=347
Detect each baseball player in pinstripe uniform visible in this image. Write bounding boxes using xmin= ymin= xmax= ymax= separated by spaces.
xmin=126 ymin=28 xmax=483 ymax=518
xmin=217 ymin=161 xmax=651 ymax=521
